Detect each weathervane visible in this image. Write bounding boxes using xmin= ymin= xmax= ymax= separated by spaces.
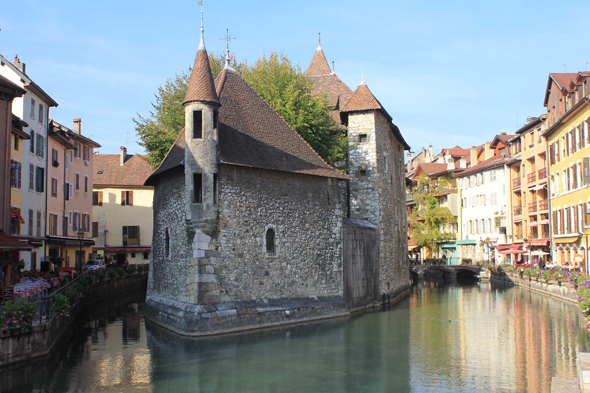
xmin=318 ymin=32 xmax=321 ymax=46
xmin=220 ymin=28 xmax=236 ymax=65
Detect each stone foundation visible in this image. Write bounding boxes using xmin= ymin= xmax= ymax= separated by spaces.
xmin=144 ymin=294 xmax=349 ymax=336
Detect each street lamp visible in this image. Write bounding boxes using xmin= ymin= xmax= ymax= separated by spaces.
xmin=485 ymin=237 xmax=491 ymax=266
xmin=522 ymin=237 xmax=531 ymax=264
xmin=77 ymin=229 xmax=84 ymax=275
xmin=122 ymin=233 xmax=128 ymax=266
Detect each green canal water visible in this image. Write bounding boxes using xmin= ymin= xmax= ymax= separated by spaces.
xmin=3 ymin=279 xmax=590 ymax=392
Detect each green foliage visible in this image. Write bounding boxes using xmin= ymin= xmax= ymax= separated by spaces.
xmin=0 ymin=300 xmax=37 ymax=330
xmin=80 ymin=275 xmax=93 ymax=287
xmin=108 ymin=269 xmax=117 ymax=280
xmin=524 ymin=268 xmax=532 ymax=278
xmin=496 ymin=265 xmax=503 ymax=274
xmin=408 ymin=174 xmax=456 ymax=255
xmin=506 ymin=265 xmax=514 ymax=273
xmin=65 ymin=288 xmax=80 ymax=305
xmin=98 ymin=270 xmax=106 ymax=282
xmin=487 ymin=264 xmax=493 ymax=271
xmin=137 ymin=265 xmax=145 ymax=274
xmin=134 ymin=51 xmax=345 ymax=170
xmin=476 ymin=261 xmax=482 ymax=268
xmin=117 ymin=267 xmax=125 ymax=277
xmin=461 ymin=258 xmax=472 ymax=264
xmin=127 ymin=266 xmax=136 ymax=274
xmin=52 ymin=295 xmax=70 ymax=318
xmin=542 ymin=270 xmax=551 ymax=281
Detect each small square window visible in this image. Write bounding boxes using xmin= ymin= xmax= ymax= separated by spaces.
xmin=359 ymin=134 xmax=367 ymax=143
xmin=360 ymin=169 xmax=367 ymax=177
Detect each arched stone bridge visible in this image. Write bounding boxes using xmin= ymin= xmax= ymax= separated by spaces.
xmin=410 ymin=265 xmax=482 ymax=278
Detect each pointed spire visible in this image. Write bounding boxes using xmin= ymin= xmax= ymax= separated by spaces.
xmin=360 ymin=70 xmax=365 ymax=85
xmin=183 ymin=4 xmax=219 ymax=106
xmin=306 ymin=37 xmax=332 ymax=76
xmin=220 ymin=29 xmax=236 ymax=72
xmin=341 ymin=82 xmax=383 ymax=113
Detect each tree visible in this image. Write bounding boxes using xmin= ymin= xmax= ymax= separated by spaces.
xmin=134 ymin=51 xmax=346 ymax=169
xmin=408 ymin=174 xmax=456 ymax=257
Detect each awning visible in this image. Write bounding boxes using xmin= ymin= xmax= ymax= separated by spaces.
xmin=531 ymin=250 xmax=550 ymax=256
xmin=554 ymin=236 xmax=580 ymax=244
xmin=527 ymin=221 xmax=538 ymax=227
xmin=408 ymin=245 xmax=418 ymax=251
xmin=46 ymin=236 xmax=95 ymax=247
xmin=0 ymin=234 xmax=32 ymax=251
xmin=538 ymin=219 xmax=550 ymax=225
xmin=498 ymin=244 xmax=527 ymax=255
xmin=531 ymin=239 xmax=549 ymax=246
xmin=104 ymin=246 xmax=151 ymax=252
xmin=10 ymin=207 xmax=25 ymax=224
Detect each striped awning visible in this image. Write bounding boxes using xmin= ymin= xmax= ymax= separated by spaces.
xmin=554 ymin=236 xmax=580 ymax=244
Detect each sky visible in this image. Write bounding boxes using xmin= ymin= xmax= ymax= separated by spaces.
xmin=1 ymin=0 xmax=589 ymax=158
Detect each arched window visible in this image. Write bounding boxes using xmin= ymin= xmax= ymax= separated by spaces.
xmin=165 ymin=228 xmax=170 ymax=258
xmin=266 ymin=227 xmax=275 ymax=255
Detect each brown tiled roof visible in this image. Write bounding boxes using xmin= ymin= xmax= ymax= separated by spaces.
xmin=306 ymin=46 xmax=332 ymax=76
xmin=549 ymin=73 xmax=577 ymax=90
xmin=341 ymin=83 xmax=385 ymax=113
xmin=456 ymin=156 xmax=506 ymax=178
xmin=310 ymin=74 xmax=353 ymax=108
xmin=413 ymin=163 xmax=449 ymax=178
xmin=147 ymin=69 xmax=350 ymax=183
xmin=183 ymin=47 xmax=219 ymax=106
xmin=214 ymin=69 xmax=349 ymax=179
xmin=94 ymin=154 xmax=153 ymax=186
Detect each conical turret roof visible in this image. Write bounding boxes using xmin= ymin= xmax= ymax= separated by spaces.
xmin=306 ymin=45 xmax=332 ymax=76
xmin=183 ymin=35 xmax=220 ymax=106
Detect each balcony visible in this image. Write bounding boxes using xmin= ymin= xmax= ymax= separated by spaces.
xmin=527 ymin=172 xmax=536 ymax=183
xmin=513 ymin=178 xmax=521 ymax=189
xmin=538 ymin=200 xmax=548 ymax=211
xmin=538 ymin=167 xmax=547 ymax=181
xmin=514 ymin=205 xmax=522 ymax=215
xmin=528 ymin=202 xmax=537 ymax=213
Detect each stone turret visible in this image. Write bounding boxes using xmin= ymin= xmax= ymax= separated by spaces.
xmin=183 ymin=23 xmax=220 ymax=222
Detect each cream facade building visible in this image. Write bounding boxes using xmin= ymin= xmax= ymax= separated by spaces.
xmin=92 ymin=148 xmax=153 ymax=265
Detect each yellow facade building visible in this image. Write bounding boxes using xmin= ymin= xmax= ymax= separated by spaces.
xmin=92 ymin=148 xmax=153 ymax=265
xmin=544 ymin=72 xmax=590 ymax=271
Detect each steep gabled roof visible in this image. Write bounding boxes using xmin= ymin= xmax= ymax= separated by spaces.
xmin=490 ymin=134 xmax=515 ymax=149
xmin=413 ymin=163 xmax=449 ymax=178
xmin=306 ymin=45 xmax=332 ymax=76
xmin=94 ymin=154 xmax=153 ymax=187
xmin=183 ymin=40 xmax=219 ymax=106
xmin=544 ymin=73 xmax=577 ymax=107
xmin=341 ymin=83 xmax=386 ymax=114
xmin=214 ymin=68 xmax=349 ymax=179
xmin=147 ymin=68 xmax=350 ymax=184
xmin=0 ymin=54 xmax=58 ymax=107
xmin=310 ymin=73 xmax=353 ymax=109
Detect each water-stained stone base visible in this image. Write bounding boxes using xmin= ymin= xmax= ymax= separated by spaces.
xmin=144 ymin=294 xmax=350 ymax=336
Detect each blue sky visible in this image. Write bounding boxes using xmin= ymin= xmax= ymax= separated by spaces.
xmin=1 ymin=0 xmax=588 ymax=157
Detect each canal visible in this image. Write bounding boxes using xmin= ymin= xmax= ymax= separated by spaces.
xmin=2 ymin=279 xmax=589 ymax=392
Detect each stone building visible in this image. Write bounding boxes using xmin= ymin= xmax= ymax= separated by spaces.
xmin=306 ymin=43 xmax=411 ymax=297
xmin=144 ymin=24 xmax=410 ymax=335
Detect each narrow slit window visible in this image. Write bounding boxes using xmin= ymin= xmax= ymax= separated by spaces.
xmin=193 ymin=110 xmax=203 ymax=139
xmin=165 ymin=229 xmax=170 ymax=258
xmin=266 ymin=228 xmax=275 ymax=255
xmin=213 ymin=110 xmax=218 ymax=130
xmin=193 ymin=173 xmax=203 ymax=203
xmin=213 ymin=174 xmax=218 ymax=204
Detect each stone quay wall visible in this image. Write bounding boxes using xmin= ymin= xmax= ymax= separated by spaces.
xmin=0 ymin=273 xmax=148 ymax=367
xmin=490 ymin=273 xmax=577 ymax=303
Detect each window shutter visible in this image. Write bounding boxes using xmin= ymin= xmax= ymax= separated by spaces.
xmin=17 ymin=162 xmax=21 ymax=188
xmin=584 ymin=157 xmax=590 ymax=185
xmin=552 ymin=211 xmax=557 ymax=235
xmin=121 ymin=191 xmax=126 ymax=206
xmin=128 ymin=191 xmax=133 ymax=206
xmin=10 ymin=161 xmax=16 ymax=186
xmin=99 ymin=191 xmax=103 ymax=206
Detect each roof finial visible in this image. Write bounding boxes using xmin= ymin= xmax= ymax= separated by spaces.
xmin=361 ymin=70 xmax=365 ymax=85
xmin=220 ymin=28 xmax=236 ymax=71
xmin=198 ymin=1 xmax=206 ymax=50
xmin=332 ymin=60 xmax=335 ymax=75
xmin=317 ymin=32 xmax=321 ymax=49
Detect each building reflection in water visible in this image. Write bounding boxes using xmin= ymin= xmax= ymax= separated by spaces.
xmin=409 ymin=279 xmax=590 ymax=393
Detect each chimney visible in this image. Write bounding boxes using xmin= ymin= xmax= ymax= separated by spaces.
xmin=470 ymin=147 xmax=478 ymax=165
xmin=14 ymin=55 xmax=25 ymax=74
xmin=73 ymin=118 xmax=82 ymax=134
xmin=459 ymin=157 xmax=466 ymax=169
xmin=428 ymin=145 xmax=434 ymax=160
xmin=484 ymin=142 xmax=492 ymax=159
xmin=120 ymin=146 xmax=127 ymax=166
xmin=526 ymin=117 xmax=535 ymax=124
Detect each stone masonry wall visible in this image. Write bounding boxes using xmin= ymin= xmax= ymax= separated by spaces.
xmin=347 ymin=112 xmax=379 ymax=224
xmin=148 ymin=169 xmax=193 ymax=303
xmin=373 ymin=111 xmax=410 ymax=296
xmin=209 ymin=165 xmax=344 ymax=302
